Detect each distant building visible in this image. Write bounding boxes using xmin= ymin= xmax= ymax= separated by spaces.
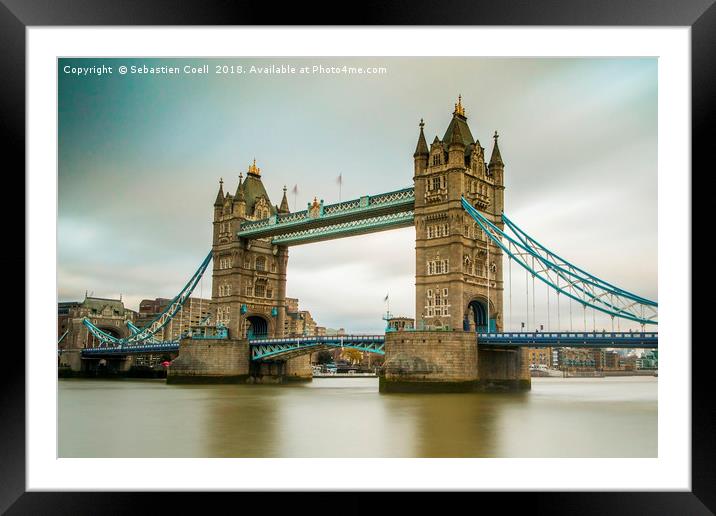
xmin=57 ymin=296 xmax=138 ymax=368
xmin=136 ymin=296 xmax=212 ymax=341
xmin=282 ymin=298 xmax=321 ymax=337
xmin=557 ymin=348 xmax=596 ymax=370
xmin=604 ymin=350 xmax=621 ymax=370
xmin=285 ymin=297 xmax=300 ymax=313
xmin=527 ymin=347 xmax=553 ymax=368
xmin=636 ymin=350 xmax=658 ymax=370
xmin=590 ymin=349 xmax=606 ymax=370
xmin=621 ymin=354 xmax=638 ymax=371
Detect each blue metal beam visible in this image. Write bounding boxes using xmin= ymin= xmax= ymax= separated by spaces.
xmin=249 ymin=335 xmax=386 ymax=361
xmin=83 ymin=251 xmax=213 ymax=346
xmin=270 ymin=210 xmax=414 ymax=246
xmin=461 ymin=198 xmax=658 ymax=325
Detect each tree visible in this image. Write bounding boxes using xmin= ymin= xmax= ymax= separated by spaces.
xmin=340 ymin=348 xmax=363 ymax=365
xmin=315 ymin=350 xmax=334 ymax=364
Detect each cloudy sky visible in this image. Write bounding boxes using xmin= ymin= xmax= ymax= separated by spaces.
xmin=58 ymin=57 xmax=657 ymax=333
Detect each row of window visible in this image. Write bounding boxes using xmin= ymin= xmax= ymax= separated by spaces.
xmin=425 ymin=288 xmax=450 ymax=317
xmin=217 ymin=306 xmax=231 ymax=324
xmin=464 ymin=256 xmax=485 ymax=277
xmin=427 ymin=175 xmax=447 ymax=191
xmin=426 ymin=259 xmax=450 ymax=275
xmin=219 ymin=282 xmax=275 ymax=299
xmin=241 ymin=256 xmax=278 ymax=273
xmin=467 ymin=179 xmax=490 ymax=196
xmin=244 ymin=283 xmax=273 ymax=299
xmin=465 ymin=222 xmax=485 ymax=240
xmin=218 ymin=257 xmax=233 ymax=270
xmin=426 ymin=224 xmax=450 ymax=239
xmin=424 ymin=222 xmax=489 ymax=241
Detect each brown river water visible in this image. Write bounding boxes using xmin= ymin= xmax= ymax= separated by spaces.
xmin=59 ymin=376 xmax=656 ymax=458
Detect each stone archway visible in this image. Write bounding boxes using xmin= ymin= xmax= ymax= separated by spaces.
xmin=464 ymin=297 xmax=496 ymax=332
xmin=246 ymin=315 xmax=269 ymax=339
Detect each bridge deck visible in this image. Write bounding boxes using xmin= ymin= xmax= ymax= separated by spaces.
xmin=477 ymin=332 xmax=658 ymax=349
xmin=78 ymin=331 xmax=658 ymax=358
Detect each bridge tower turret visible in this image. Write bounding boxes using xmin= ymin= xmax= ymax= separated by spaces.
xmin=413 ymin=96 xmax=504 ymax=333
xmin=413 ymin=118 xmax=429 ymax=176
xmin=488 ymin=131 xmax=505 ymax=216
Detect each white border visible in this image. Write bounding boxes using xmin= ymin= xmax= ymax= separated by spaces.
xmin=28 ymin=27 xmax=690 ymax=491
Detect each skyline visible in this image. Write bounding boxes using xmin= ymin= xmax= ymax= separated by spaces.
xmin=58 ymin=57 xmax=658 ymax=332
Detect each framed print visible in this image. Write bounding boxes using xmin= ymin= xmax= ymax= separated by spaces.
xmin=3 ymin=0 xmax=709 ymax=513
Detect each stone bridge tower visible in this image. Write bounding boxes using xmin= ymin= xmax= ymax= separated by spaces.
xmin=413 ymin=96 xmax=505 ymax=333
xmin=381 ymin=97 xmax=528 ymax=393
xmin=211 ymin=160 xmax=289 ymax=340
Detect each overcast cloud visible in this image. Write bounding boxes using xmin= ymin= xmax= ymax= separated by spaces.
xmin=58 ymin=57 xmax=657 ymax=332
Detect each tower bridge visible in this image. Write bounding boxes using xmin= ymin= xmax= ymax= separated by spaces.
xmin=71 ymin=96 xmax=658 ymax=391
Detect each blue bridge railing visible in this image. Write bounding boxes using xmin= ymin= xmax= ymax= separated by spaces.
xmin=477 ymin=331 xmax=658 ymax=349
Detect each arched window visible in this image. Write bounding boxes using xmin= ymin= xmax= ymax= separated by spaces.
xmin=256 ymin=256 xmax=266 ymax=271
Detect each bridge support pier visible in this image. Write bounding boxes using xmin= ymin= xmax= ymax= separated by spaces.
xmin=59 ymin=350 xmax=83 ymax=373
xmin=167 ymin=338 xmax=250 ymax=384
xmin=249 ymin=355 xmax=312 ymax=384
xmin=379 ymin=331 xmax=530 ymax=393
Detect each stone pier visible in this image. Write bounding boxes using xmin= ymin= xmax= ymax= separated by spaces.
xmin=379 ymin=330 xmax=530 ymax=393
xmin=249 ymin=354 xmax=313 ymax=384
xmin=167 ymin=338 xmax=250 ymax=384
xmin=167 ymin=337 xmax=313 ymax=384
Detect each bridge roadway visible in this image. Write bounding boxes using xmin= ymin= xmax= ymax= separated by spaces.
xmin=78 ymin=331 xmax=657 ymax=359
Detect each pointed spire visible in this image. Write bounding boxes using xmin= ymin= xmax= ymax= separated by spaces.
xmin=235 ymin=172 xmax=245 ymax=200
xmin=489 ymin=131 xmax=504 ymax=167
xmin=450 ymin=119 xmax=465 ymax=147
xmin=453 ymin=94 xmax=466 ymax=117
xmin=278 ymin=185 xmax=290 ymax=214
xmin=214 ymin=178 xmax=225 ymax=207
xmin=413 ymin=118 xmax=429 ymax=157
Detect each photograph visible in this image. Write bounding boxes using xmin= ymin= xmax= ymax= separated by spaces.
xmin=56 ymin=56 xmax=659 ymax=459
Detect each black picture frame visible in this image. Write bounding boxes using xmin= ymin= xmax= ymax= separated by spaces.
xmin=2 ymin=1 xmax=707 ymax=513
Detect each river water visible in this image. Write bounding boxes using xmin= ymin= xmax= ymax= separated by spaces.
xmin=58 ymin=376 xmax=656 ymax=458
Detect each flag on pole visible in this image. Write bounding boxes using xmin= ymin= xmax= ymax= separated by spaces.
xmin=337 ymin=173 xmax=343 ymax=202
xmin=384 ymin=293 xmax=389 ymax=302
xmin=291 ymin=184 xmax=298 ymax=195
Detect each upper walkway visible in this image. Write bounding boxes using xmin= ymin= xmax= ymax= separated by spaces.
xmin=237 ymin=187 xmax=415 ymax=245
